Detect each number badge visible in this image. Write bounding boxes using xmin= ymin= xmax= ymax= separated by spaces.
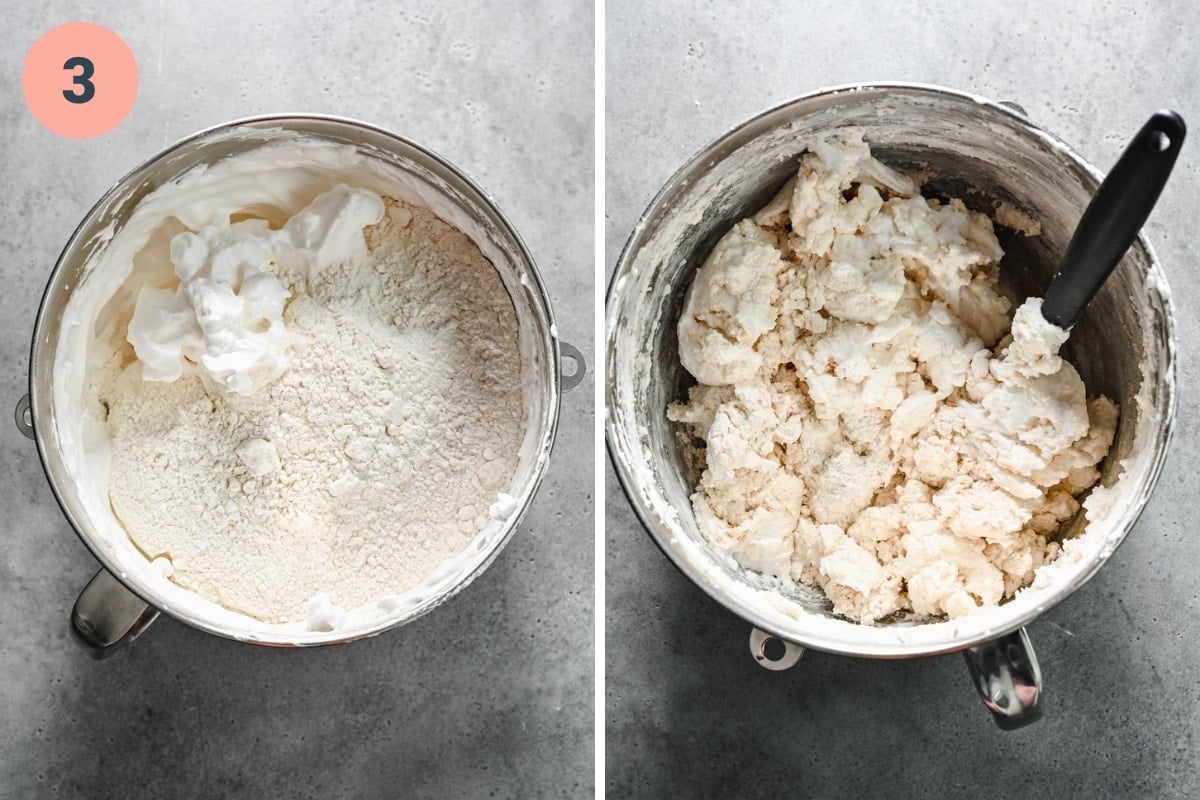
xmin=22 ymin=22 xmax=137 ymax=139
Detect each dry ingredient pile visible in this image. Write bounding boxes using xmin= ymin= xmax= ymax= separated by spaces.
xmin=90 ymin=186 xmax=523 ymax=628
xmin=668 ymin=130 xmax=1118 ymax=625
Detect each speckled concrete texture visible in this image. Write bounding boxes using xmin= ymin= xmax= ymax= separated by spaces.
xmin=606 ymin=3 xmax=1199 ymax=798
xmin=1 ymin=2 xmax=593 ymax=798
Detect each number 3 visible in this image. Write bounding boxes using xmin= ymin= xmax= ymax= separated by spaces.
xmin=63 ymin=56 xmax=95 ymax=104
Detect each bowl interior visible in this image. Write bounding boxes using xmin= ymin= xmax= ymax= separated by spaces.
xmin=606 ymin=85 xmax=1174 ymax=657
xmin=33 ymin=117 xmax=559 ymax=646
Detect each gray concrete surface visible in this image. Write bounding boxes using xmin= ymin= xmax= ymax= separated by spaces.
xmin=607 ymin=2 xmax=1199 ymax=798
xmin=1 ymin=2 xmax=593 ymax=798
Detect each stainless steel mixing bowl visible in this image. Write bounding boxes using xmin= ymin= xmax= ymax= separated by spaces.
xmin=16 ymin=115 xmax=585 ymax=654
xmin=605 ymin=83 xmax=1176 ymax=727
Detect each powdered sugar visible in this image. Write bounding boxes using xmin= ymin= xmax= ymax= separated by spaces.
xmin=95 ymin=198 xmax=523 ymax=625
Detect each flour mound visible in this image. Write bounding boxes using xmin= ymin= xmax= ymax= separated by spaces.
xmin=97 ymin=200 xmax=523 ymax=625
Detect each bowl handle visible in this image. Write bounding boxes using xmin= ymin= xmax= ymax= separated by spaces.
xmin=559 ymin=341 xmax=587 ymax=392
xmin=963 ymin=627 xmax=1043 ymax=729
xmin=748 ymin=627 xmax=805 ymax=670
xmin=71 ymin=568 xmax=160 ymax=659
xmin=14 ymin=394 xmax=34 ymax=440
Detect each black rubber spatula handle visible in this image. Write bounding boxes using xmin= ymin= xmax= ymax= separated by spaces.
xmin=1041 ymin=110 xmax=1186 ymax=329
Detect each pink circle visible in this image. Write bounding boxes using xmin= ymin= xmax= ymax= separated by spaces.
xmin=22 ymin=22 xmax=138 ymax=139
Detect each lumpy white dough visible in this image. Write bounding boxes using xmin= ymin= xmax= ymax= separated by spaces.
xmin=669 ymin=130 xmax=1118 ymax=625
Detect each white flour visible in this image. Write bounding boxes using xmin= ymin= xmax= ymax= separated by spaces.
xmin=94 ymin=199 xmax=523 ymax=625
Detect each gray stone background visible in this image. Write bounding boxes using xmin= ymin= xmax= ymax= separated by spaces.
xmin=607 ymin=2 xmax=1198 ymax=798
xmin=1 ymin=2 xmax=593 ymax=798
